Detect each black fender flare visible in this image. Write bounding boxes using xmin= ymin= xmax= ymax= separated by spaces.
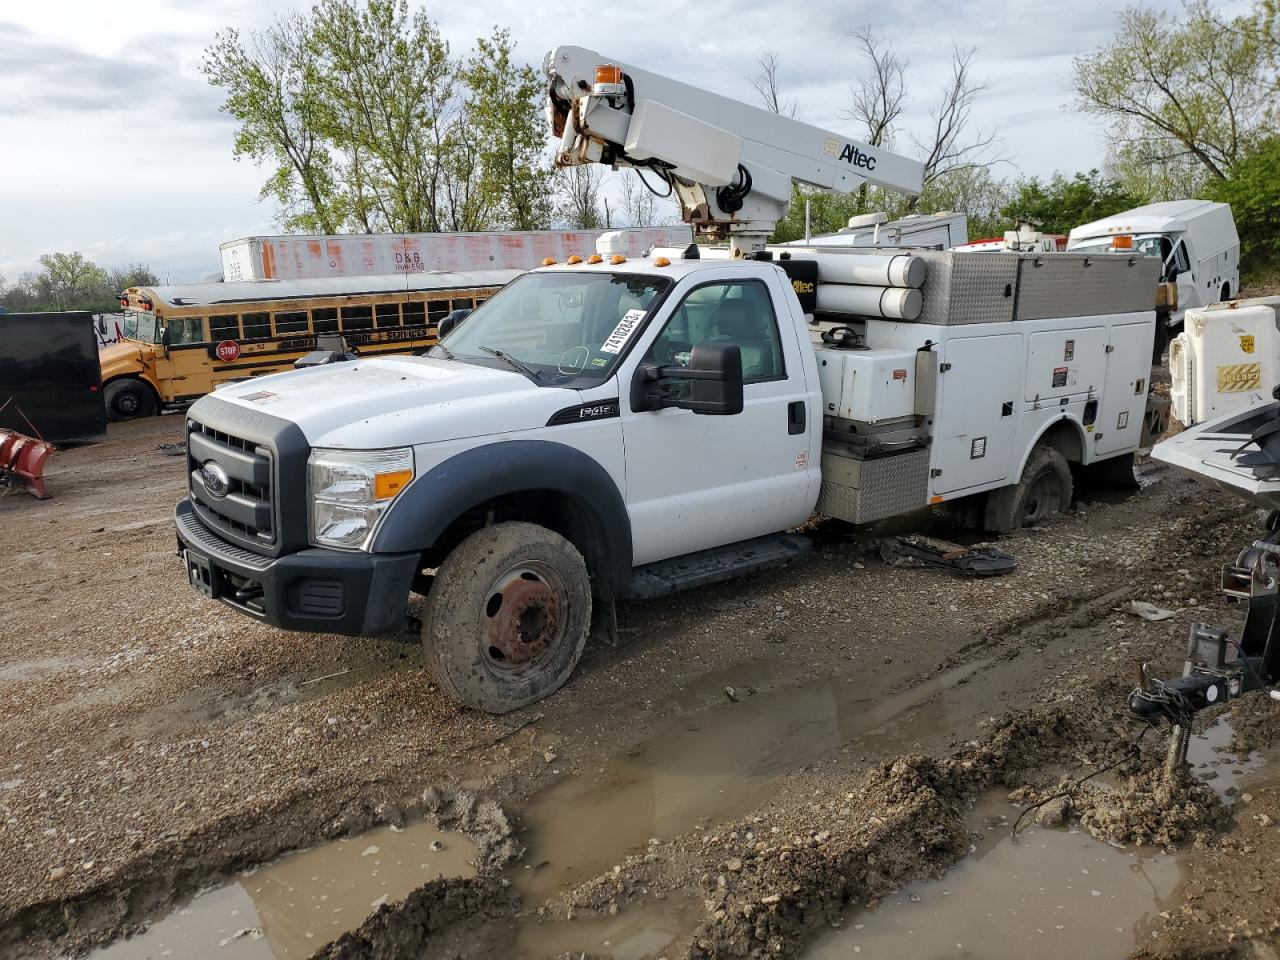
xmin=372 ymin=440 xmax=633 ymax=589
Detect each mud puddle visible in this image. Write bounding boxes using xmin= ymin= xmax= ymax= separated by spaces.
xmin=85 ymin=822 xmax=477 ymax=960
xmin=805 ymin=792 xmax=1183 ymax=960
xmin=1189 ymin=714 xmax=1263 ymax=803
xmin=508 ymin=899 xmax=703 ymax=960
xmin=515 ymin=658 xmax=993 ymax=906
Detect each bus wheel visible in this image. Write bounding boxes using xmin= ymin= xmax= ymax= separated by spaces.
xmin=105 ymin=378 xmax=157 ymax=421
xmin=1221 ymin=282 xmax=1231 ymax=302
xmin=984 ymin=444 xmax=1073 ymax=534
xmin=422 ymin=521 xmax=591 ymax=714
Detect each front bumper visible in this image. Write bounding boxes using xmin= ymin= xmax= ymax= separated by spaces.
xmin=174 ymin=498 xmax=419 ymax=635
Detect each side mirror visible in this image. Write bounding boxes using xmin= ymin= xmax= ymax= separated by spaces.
xmin=631 ymin=342 xmax=744 ymax=415
xmin=437 ymin=308 xmax=472 ymax=340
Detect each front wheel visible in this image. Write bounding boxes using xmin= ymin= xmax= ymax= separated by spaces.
xmin=422 ymin=521 xmax=592 ymax=714
xmin=104 ymin=378 xmax=157 ymax=421
xmin=984 ymin=444 xmax=1073 ymax=534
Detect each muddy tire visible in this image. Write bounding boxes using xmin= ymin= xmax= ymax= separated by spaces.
xmin=984 ymin=444 xmax=1073 ymax=534
xmin=422 ymin=521 xmax=591 ymax=714
xmin=104 ymin=378 xmax=157 ymax=421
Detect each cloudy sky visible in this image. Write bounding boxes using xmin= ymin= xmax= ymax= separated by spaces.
xmin=0 ymin=0 xmax=1250 ymax=283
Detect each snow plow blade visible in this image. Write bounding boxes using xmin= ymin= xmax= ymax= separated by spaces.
xmin=0 ymin=430 xmax=55 ymax=499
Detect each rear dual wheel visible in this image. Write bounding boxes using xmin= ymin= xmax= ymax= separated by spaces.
xmin=422 ymin=521 xmax=592 ymax=714
xmin=984 ymin=444 xmax=1073 ymax=534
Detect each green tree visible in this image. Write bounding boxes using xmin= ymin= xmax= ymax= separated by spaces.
xmin=307 ymin=0 xmax=454 ymax=232
xmin=1073 ymin=2 xmax=1275 ymax=184
xmin=1203 ymin=136 xmax=1280 ymax=276
xmin=203 ymin=15 xmax=343 ymax=233
xmin=997 ymin=170 xmax=1142 ymax=236
xmin=459 ymin=28 xmax=554 ymax=231
xmin=38 ymin=253 xmax=109 ymax=311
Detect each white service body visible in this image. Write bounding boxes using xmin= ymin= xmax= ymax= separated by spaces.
xmin=1170 ymin=297 xmax=1280 ymax=425
xmin=782 ymin=212 xmax=969 ymax=251
xmin=1067 ymin=200 xmax=1239 ymax=325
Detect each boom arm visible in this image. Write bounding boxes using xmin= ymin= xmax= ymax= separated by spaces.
xmin=543 ymin=45 xmax=925 ymax=255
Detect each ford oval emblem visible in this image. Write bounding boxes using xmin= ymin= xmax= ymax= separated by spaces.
xmin=200 ymin=461 xmax=231 ymax=499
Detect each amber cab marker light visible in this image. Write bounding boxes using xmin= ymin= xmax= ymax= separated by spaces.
xmin=610 ymin=254 xmax=626 ymax=265
xmin=595 ymin=64 xmax=623 ymax=86
xmin=587 ymin=254 xmax=604 ymax=264
xmin=1112 ymin=234 xmax=1134 ymax=251
xmin=567 ymin=255 xmax=583 ymax=265
xmin=654 ymin=256 xmax=671 ymax=267
xmin=541 ymin=257 xmax=556 ymax=266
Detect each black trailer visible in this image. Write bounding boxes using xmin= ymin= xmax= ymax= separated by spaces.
xmin=0 ymin=312 xmax=107 ymax=443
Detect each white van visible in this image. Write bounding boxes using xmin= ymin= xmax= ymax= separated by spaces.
xmin=1067 ymin=200 xmax=1239 ymax=330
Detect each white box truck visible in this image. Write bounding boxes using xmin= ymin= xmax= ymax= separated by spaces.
xmin=1067 ymin=200 xmax=1240 ymax=332
xmin=219 ymin=228 xmax=692 ymax=282
xmin=174 ymin=243 xmax=1160 ymax=712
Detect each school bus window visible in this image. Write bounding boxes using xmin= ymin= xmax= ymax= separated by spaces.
xmin=375 ymin=303 xmax=402 ymax=328
xmin=210 ymin=314 xmax=240 ymax=340
xmin=402 ymin=302 xmax=425 ymax=325
xmin=242 ymin=312 xmax=270 ymax=339
xmin=274 ymin=310 xmax=308 ymax=334
xmin=341 ymin=305 xmax=373 ymax=329
xmin=451 ymin=297 xmax=475 ymax=312
xmin=167 ymin=317 xmax=205 ymax=345
xmin=427 ymin=299 xmax=449 ymax=324
xmin=311 ymin=307 xmax=338 ymax=334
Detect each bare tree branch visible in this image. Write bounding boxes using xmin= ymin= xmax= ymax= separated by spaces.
xmin=748 ymin=51 xmax=797 ymax=118
xmin=841 ymin=27 xmax=907 ymax=148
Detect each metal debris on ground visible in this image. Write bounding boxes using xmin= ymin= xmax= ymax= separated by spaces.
xmin=878 ymin=534 xmax=1017 ymax=577
xmin=155 ymin=441 xmax=187 ymax=456
xmin=1119 ymin=600 xmax=1176 ymax=622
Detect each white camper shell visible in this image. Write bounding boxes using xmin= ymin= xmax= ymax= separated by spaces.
xmin=1067 ymin=200 xmax=1239 ymax=327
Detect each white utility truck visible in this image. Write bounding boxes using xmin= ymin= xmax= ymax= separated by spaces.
xmin=174 ymin=48 xmax=1162 ymax=712
xmin=1067 ymin=200 xmax=1239 ymax=328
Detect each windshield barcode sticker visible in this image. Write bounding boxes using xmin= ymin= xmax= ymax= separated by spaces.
xmin=600 ymin=309 xmax=647 ymax=354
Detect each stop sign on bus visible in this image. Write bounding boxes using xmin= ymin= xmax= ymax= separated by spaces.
xmin=215 ymin=340 xmax=241 ymax=362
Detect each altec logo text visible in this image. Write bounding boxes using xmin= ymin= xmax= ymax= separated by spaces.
xmin=823 ymin=138 xmax=877 ymax=171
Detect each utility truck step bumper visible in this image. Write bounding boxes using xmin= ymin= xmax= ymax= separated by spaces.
xmin=624 ymin=534 xmax=812 ymax=600
xmin=174 ymin=499 xmax=419 ymax=635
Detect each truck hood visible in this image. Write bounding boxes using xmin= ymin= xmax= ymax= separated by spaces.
xmin=201 ymin=355 xmax=580 ymax=448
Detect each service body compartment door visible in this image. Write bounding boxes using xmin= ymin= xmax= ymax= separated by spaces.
xmin=1095 ymin=320 xmax=1155 ymax=456
xmin=933 ymin=334 xmax=1023 ymax=495
xmin=1024 ymin=327 xmax=1107 ymax=402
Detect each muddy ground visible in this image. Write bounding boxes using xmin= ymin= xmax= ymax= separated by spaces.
xmin=1 ymin=410 xmax=1278 ymax=960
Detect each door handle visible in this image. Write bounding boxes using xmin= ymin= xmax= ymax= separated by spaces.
xmin=787 ymin=400 xmax=806 ymax=435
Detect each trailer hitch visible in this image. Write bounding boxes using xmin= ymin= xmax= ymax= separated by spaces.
xmin=1129 ymin=529 xmax=1280 ymax=780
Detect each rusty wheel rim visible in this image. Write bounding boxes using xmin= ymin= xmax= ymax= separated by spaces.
xmin=481 ymin=560 xmax=568 ymax=670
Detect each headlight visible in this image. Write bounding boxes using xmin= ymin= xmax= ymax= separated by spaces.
xmin=308 ymin=447 xmax=414 ymax=550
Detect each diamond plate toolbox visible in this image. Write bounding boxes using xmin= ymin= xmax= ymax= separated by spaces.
xmin=815 ymin=446 xmax=930 ymax=523
xmin=1013 ymin=253 xmax=1160 ymax=321
xmin=914 ymin=251 xmax=1019 ymax=326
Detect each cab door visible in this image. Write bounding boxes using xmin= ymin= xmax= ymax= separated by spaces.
xmin=618 ymin=272 xmax=817 ymax=566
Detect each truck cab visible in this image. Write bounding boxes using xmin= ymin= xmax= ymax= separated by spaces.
xmin=1067 ymin=200 xmax=1240 ymax=328
xmin=176 ymin=253 xmax=821 ymax=713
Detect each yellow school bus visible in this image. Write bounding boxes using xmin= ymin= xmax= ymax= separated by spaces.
xmin=98 ymin=270 xmax=520 ymax=420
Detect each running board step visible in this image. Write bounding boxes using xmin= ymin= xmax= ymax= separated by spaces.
xmin=624 ymin=534 xmax=813 ymax=600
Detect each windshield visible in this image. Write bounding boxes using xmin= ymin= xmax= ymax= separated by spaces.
xmin=1067 ymin=234 xmax=1166 ymax=257
xmin=121 ymin=310 xmax=162 ymax=344
xmin=440 ymin=271 xmax=673 ymax=386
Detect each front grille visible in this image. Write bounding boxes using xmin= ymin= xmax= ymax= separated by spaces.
xmin=187 ymin=419 xmax=277 ymax=552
